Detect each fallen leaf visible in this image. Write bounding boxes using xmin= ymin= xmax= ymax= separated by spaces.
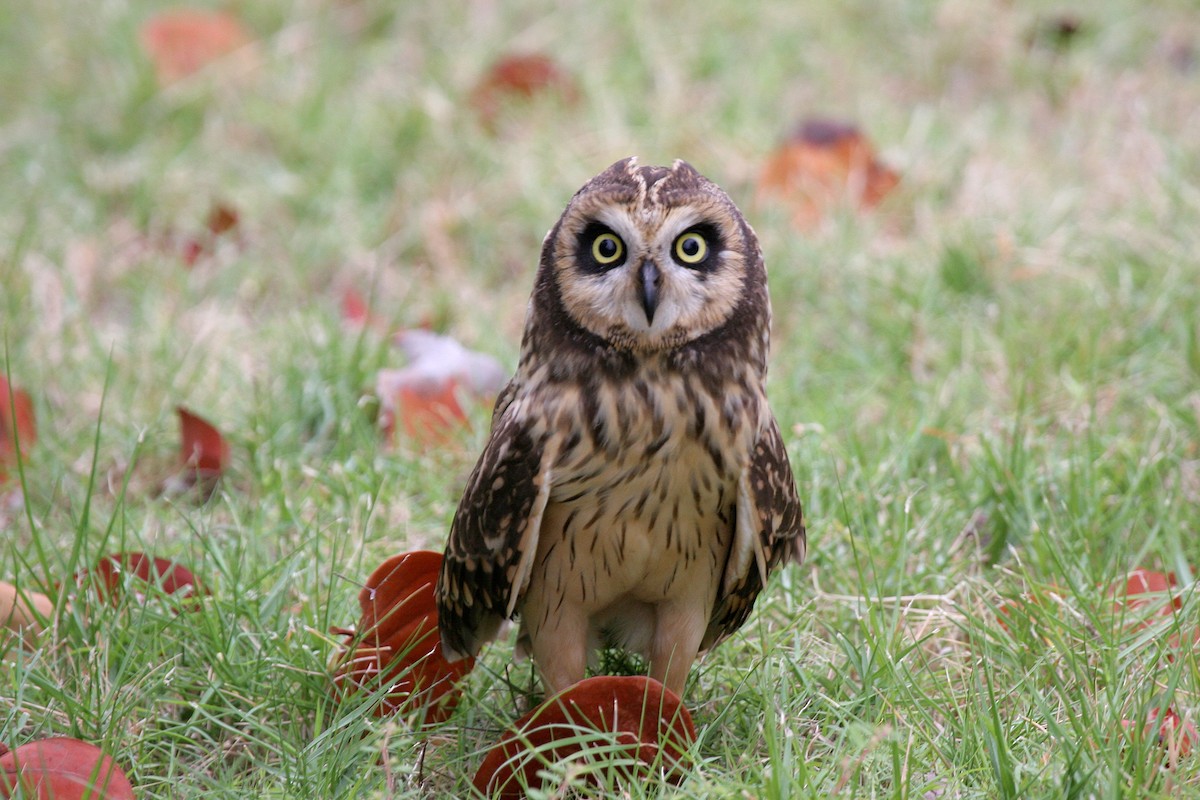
xmin=473 ymin=675 xmax=696 ymax=799
xmin=331 ymin=551 xmax=475 ymax=725
xmin=341 ymin=287 xmax=371 ymax=328
xmin=180 ymin=202 xmax=241 ymax=268
xmin=758 ymin=118 xmax=899 ymax=229
xmin=470 ymin=53 xmax=579 ymax=130
xmin=140 ymin=9 xmax=253 ymax=84
xmin=78 ymin=552 xmax=207 ymax=609
xmin=1122 ymin=707 xmax=1196 ymax=763
xmin=376 ymin=330 xmax=507 ymax=444
xmin=1111 ymin=569 xmax=1180 ymax=617
xmin=994 ymin=587 xmax=1060 ymax=644
xmin=0 ymin=737 xmax=135 ymax=799
xmin=1108 ymin=568 xmax=1198 ymax=656
xmin=169 ymin=406 xmax=229 ymax=499
xmin=0 ymin=376 xmax=35 ymax=484
xmin=0 ymin=581 xmax=54 ymax=645
xmin=1027 ymin=14 xmax=1085 ymax=52
xmin=376 ymin=373 xmax=467 ymax=444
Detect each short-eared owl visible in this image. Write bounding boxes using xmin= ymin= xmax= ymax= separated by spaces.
xmin=436 ymin=158 xmax=804 ymax=696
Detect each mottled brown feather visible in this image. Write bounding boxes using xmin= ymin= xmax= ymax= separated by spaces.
xmin=435 ymin=157 xmax=805 ymax=694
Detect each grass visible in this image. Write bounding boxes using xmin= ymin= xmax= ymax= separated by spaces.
xmin=3 ymin=0 xmax=1200 ymax=796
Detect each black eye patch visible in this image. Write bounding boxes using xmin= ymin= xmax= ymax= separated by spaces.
xmin=671 ymin=223 xmax=722 ymax=272
xmin=577 ymin=223 xmax=627 ymax=273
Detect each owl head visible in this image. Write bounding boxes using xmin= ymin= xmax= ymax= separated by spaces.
xmin=530 ymin=158 xmax=768 ymax=359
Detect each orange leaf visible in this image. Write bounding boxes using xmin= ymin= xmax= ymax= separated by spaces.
xmin=470 ymin=53 xmax=579 ymax=129
xmin=331 ymin=551 xmax=475 ymax=725
xmin=140 ymin=10 xmax=252 ymax=84
xmin=0 ymin=376 xmax=35 ymax=484
xmin=375 ymin=373 xmax=467 ymax=444
xmin=0 ymin=581 xmax=54 ymax=645
xmin=397 ymin=378 xmax=467 ymax=442
xmin=0 ymin=737 xmax=135 ymax=799
xmin=474 ymin=676 xmax=696 ymax=799
xmin=758 ymin=118 xmax=899 ymax=229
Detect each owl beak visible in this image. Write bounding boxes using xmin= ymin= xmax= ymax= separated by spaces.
xmin=639 ymin=260 xmax=661 ymax=324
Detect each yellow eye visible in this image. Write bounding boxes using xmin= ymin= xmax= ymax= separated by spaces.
xmin=591 ymin=232 xmax=624 ymax=265
xmin=674 ymin=232 xmax=708 ymax=265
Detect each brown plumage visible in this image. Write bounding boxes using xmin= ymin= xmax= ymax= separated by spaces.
xmin=436 ymin=158 xmax=804 ymax=697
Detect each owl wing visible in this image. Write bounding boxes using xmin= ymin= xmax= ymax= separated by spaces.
xmin=436 ymin=388 xmax=556 ymax=662
xmin=703 ymin=414 xmax=805 ymax=650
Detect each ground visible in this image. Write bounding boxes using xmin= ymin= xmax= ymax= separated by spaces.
xmin=2 ymin=0 xmax=1200 ymax=797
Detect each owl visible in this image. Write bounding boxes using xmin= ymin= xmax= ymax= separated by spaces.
xmin=436 ymin=157 xmax=804 ymax=697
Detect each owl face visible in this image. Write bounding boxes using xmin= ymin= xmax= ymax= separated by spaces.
xmin=542 ymin=158 xmax=759 ymax=354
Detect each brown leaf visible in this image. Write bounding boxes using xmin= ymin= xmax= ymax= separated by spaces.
xmin=0 ymin=737 xmax=135 ymax=799
xmin=180 ymin=202 xmax=241 ymax=268
xmin=140 ymin=9 xmax=253 ymax=85
xmin=1027 ymin=14 xmax=1085 ymax=52
xmin=758 ymin=118 xmax=899 ymax=228
xmin=331 ymin=551 xmax=475 ymax=725
xmin=470 ymin=53 xmax=579 ymax=130
xmin=0 ymin=376 xmax=35 ymax=484
xmin=473 ymin=676 xmax=696 ymax=799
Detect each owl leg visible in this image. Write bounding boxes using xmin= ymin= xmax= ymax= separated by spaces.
xmin=526 ymin=602 xmax=589 ymax=695
xmin=648 ymin=602 xmax=707 ymax=696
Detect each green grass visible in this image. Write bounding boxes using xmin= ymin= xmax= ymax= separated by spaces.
xmin=3 ymin=0 xmax=1200 ymax=796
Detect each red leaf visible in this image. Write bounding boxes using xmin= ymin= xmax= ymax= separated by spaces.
xmin=177 ymin=406 xmax=228 ymax=475
xmin=341 ymin=287 xmax=370 ymax=327
xmin=0 ymin=737 xmax=135 ymax=799
xmin=0 ymin=376 xmax=35 ymax=484
xmin=470 ymin=53 xmax=579 ymax=129
xmin=1108 ymin=568 xmax=1198 ymax=656
xmin=1122 ymin=706 xmax=1196 ymax=762
xmin=180 ymin=238 xmax=204 ymax=267
xmin=1111 ymin=569 xmax=1180 ymax=617
xmin=331 ymin=551 xmax=475 ymax=725
xmin=174 ymin=406 xmax=229 ymax=498
xmin=473 ymin=676 xmax=696 ymax=799
xmin=78 ymin=552 xmax=207 ymax=609
xmin=140 ymin=10 xmax=252 ymax=84
xmin=758 ymin=118 xmax=899 ymax=228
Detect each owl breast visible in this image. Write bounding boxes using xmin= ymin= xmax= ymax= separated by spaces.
xmin=518 ymin=355 xmax=762 ymax=657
